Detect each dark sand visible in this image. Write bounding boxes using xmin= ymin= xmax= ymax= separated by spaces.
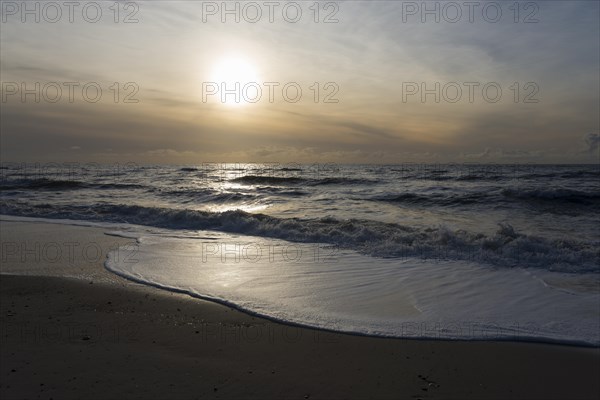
xmin=1 ymin=220 xmax=599 ymax=399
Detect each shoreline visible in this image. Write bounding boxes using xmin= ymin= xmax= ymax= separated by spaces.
xmin=1 ymin=219 xmax=599 ymax=399
xmin=5 ymin=215 xmax=599 ymax=348
xmin=105 ymin=263 xmax=600 ymax=349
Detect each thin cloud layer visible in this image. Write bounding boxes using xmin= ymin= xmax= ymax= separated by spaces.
xmin=1 ymin=1 xmax=598 ymax=163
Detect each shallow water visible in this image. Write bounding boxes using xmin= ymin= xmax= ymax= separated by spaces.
xmin=1 ymin=163 xmax=599 ymax=345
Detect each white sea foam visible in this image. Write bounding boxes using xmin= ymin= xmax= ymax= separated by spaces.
xmin=2 ymin=205 xmax=597 ymax=273
xmin=105 ymin=226 xmax=600 ymax=346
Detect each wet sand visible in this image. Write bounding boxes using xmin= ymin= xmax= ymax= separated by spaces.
xmin=1 ymin=220 xmax=599 ymax=399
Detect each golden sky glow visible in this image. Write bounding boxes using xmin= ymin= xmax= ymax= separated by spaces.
xmin=1 ymin=1 xmax=599 ymax=163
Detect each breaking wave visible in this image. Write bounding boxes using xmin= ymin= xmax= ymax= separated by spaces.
xmin=1 ymin=201 xmax=597 ymax=272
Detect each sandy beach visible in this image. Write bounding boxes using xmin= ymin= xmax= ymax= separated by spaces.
xmin=3 ymin=0 xmax=599 ymax=397
xmin=1 ymin=220 xmax=599 ymax=399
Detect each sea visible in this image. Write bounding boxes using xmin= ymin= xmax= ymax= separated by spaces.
xmin=1 ymin=162 xmax=599 ymax=345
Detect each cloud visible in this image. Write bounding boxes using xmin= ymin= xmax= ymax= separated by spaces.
xmin=584 ymin=133 xmax=600 ymax=153
xmin=1 ymin=2 xmax=598 ymax=164
xmin=461 ymin=148 xmax=492 ymax=159
xmin=460 ymin=148 xmax=544 ymax=160
xmin=336 ymin=121 xmax=397 ymax=140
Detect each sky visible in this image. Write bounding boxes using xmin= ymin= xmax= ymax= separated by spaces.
xmin=1 ymin=0 xmax=599 ymax=163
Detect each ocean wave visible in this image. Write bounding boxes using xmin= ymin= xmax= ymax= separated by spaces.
xmin=558 ymin=170 xmax=600 ymax=179
xmin=1 ymin=202 xmax=597 ymax=272
xmin=373 ymin=192 xmax=488 ymax=206
xmin=455 ymin=174 xmax=504 ymax=181
xmin=279 ymin=167 xmax=303 ymax=171
xmin=255 ymin=187 xmax=309 ymax=196
xmin=310 ymin=177 xmax=377 ymax=185
xmin=231 ymin=175 xmax=377 ymax=186
xmin=0 ymin=178 xmax=145 ymax=191
xmin=231 ymin=176 xmax=305 ymax=185
xmin=373 ymin=187 xmax=600 ymax=209
xmin=501 ymin=188 xmax=600 ymax=204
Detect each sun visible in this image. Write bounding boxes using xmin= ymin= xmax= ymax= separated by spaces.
xmin=210 ymin=57 xmax=260 ymax=106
